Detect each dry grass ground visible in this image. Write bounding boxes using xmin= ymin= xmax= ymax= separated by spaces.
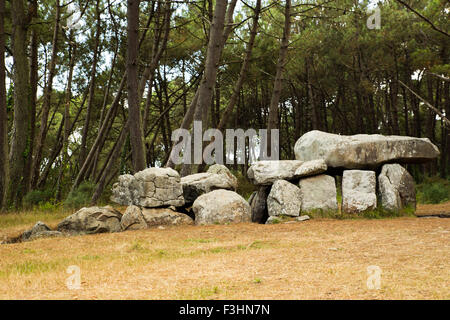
xmin=0 ymin=203 xmax=449 ymax=300
xmin=416 ymin=201 xmax=450 ymax=217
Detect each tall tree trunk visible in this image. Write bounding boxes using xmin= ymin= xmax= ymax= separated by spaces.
xmin=71 ymin=77 xmax=125 ymax=191
xmin=56 ymin=32 xmax=76 ymax=201
xmin=217 ymin=0 xmax=261 ymax=131
xmin=305 ymin=57 xmax=318 ymax=130
xmin=267 ymin=0 xmax=291 ymax=151
xmin=442 ymin=81 xmax=450 ymax=178
xmin=91 ymin=122 xmax=129 ymax=205
xmin=183 ymin=0 xmax=227 ymax=174
xmin=140 ymin=0 xmax=172 ymax=132
xmin=79 ymin=0 xmax=101 ymax=167
xmin=31 ymin=1 xmax=61 ymax=188
xmin=0 ymin=0 xmax=8 ymax=210
xmin=8 ymin=0 xmax=32 ymax=207
xmin=166 ymin=0 xmax=236 ymax=169
xmin=127 ymin=0 xmax=147 ymax=172
xmin=192 ymin=0 xmax=228 ymax=128
xmin=26 ymin=0 xmax=38 ymax=193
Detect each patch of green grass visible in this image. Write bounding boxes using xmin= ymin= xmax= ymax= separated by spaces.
xmin=80 ymin=255 xmax=101 ymax=261
xmin=1 ymin=260 xmax=63 ymax=277
xmin=129 ymin=240 xmax=150 ymax=253
xmin=200 ymin=241 xmax=273 ymax=255
xmin=180 ymin=286 xmax=221 ymax=299
xmin=185 ymin=238 xmax=217 ymax=244
xmin=209 ymin=247 xmax=228 ymax=254
xmin=267 ymin=217 xmax=282 ymax=224
xmin=157 ymin=250 xmax=167 ymax=257
xmin=247 ymin=240 xmax=274 ymax=249
xmin=266 ymin=215 xmax=295 ymax=224
xmin=0 ymin=208 xmax=71 ymax=229
xmin=417 ymin=177 xmax=450 ymax=204
xmin=305 ymin=206 xmax=416 ymax=220
xmin=22 ymin=248 xmax=36 ymax=254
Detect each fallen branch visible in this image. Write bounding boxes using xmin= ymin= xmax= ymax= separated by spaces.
xmin=398 ymin=80 xmax=450 ymax=127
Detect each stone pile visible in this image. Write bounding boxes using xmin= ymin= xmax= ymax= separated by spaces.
xmin=110 ymin=164 xmax=248 ymax=228
xmin=248 ymin=130 xmax=439 ymax=224
xmin=4 ymin=165 xmax=247 ymax=243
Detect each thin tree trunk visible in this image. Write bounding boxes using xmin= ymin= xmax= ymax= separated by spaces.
xmin=0 ymin=0 xmax=7 ymax=210
xmin=79 ymin=0 xmax=101 ymax=166
xmin=217 ymin=0 xmax=261 ymax=131
xmin=166 ymin=0 xmax=236 ymax=169
xmin=183 ymin=0 xmax=228 ymax=174
xmin=91 ymin=46 xmax=119 ymax=180
xmin=31 ymin=1 xmax=61 ymax=188
xmin=91 ymin=122 xmax=129 ymax=205
xmin=127 ymin=0 xmax=147 ymax=172
xmin=56 ymin=33 xmax=76 ymax=201
xmin=140 ymin=0 xmax=171 ymax=124
xmin=267 ymin=0 xmax=291 ymax=151
xmin=26 ymin=0 xmax=38 ymax=193
xmin=192 ymin=0 xmax=228 ymax=127
xmin=71 ymin=77 xmax=126 ymax=191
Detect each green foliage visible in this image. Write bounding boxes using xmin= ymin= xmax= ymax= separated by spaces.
xmin=417 ymin=177 xmax=450 ymax=204
xmin=63 ymin=181 xmax=96 ymax=209
xmin=266 ymin=215 xmax=292 ymax=224
xmin=233 ymin=170 xmax=257 ymax=200
xmin=23 ymin=190 xmax=53 ymax=209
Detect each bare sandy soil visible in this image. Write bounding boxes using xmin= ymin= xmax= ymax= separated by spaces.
xmin=0 ymin=204 xmax=448 ymax=300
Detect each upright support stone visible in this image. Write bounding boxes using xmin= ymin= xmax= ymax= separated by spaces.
xmin=378 ymin=164 xmax=416 ymax=212
xmin=267 ymin=180 xmax=302 ymax=217
xmin=250 ymin=186 xmax=271 ymax=224
xmin=342 ymin=170 xmax=377 ymax=213
xmin=298 ymin=175 xmax=338 ymax=213
xmin=193 ymin=190 xmax=251 ymax=225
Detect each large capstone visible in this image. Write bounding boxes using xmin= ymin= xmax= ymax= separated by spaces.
xmin=247 ymin=160 xmax=304 ymax=185
xmin=120 ymin=205 xmax=194 ymax=231
xmin=111 ymin=167 xmax=184 ymax=208
xmin=298 ymin=175 xmax=338 ymax=213
xmin=181 ymin=165 xmax=238 ymax=204
xmin=294 ymin=130 xmax=440 ymax=169
xmin=192 ymin=190 xmax=251 ymax=225
xmin=342 ymin=170 xmax=377 ymax=213
xmin=267 ymin=180 xmax=302 ymax=217
xmin=378 ymin=164 xmax=416 ymax=212
xmin=57 ymin=206 xmax=122 ymax=234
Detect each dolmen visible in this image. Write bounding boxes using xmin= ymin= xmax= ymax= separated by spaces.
xmin=248 ymin=130 xmax=440 ymax=224
xmin=4 ymin=130 xmax=440 ymax=243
